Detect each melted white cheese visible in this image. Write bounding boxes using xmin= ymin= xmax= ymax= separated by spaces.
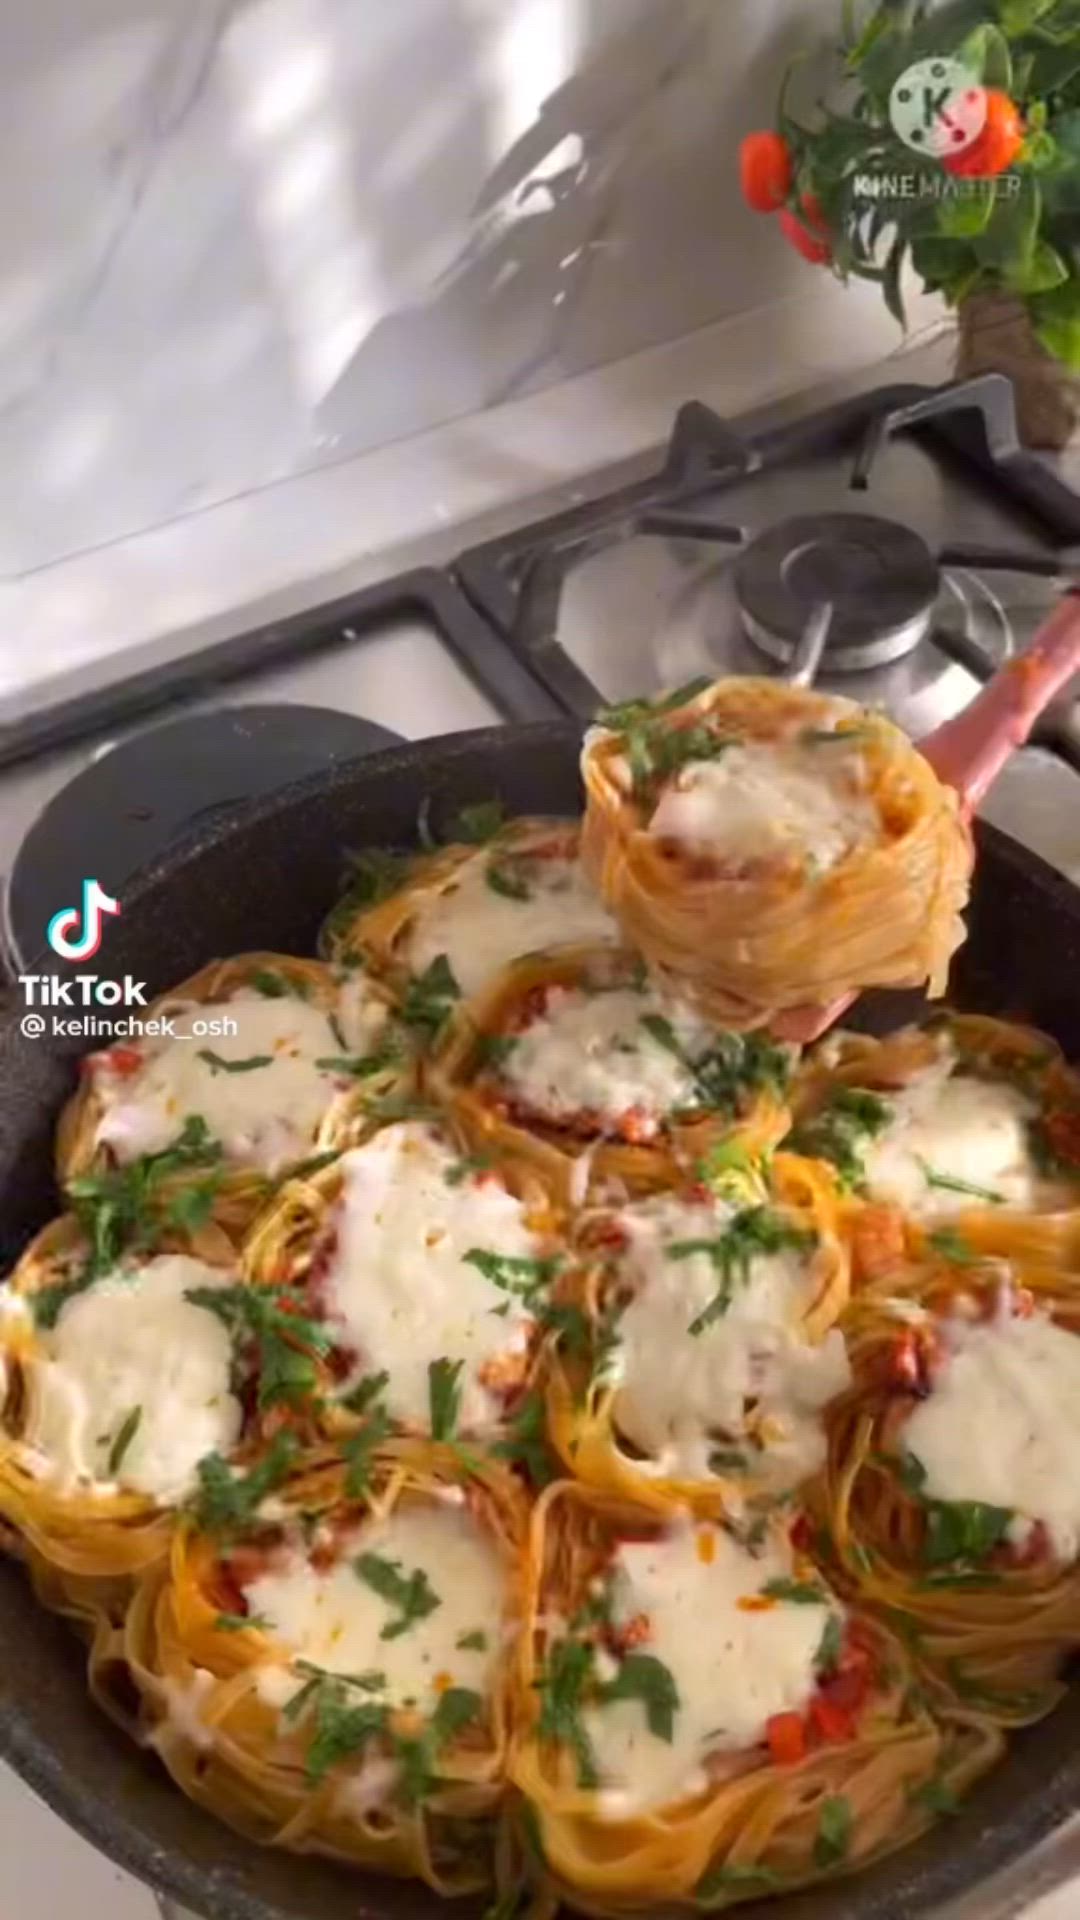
xmin=609 ymin=1195 xmax=849 ymax=1487
xmin=904 ymin=1311 xmax=1080 ymax=1561
xmin=324 ymin=1123 xmax=543 ymax=1432
xmin=94 ymin=985 xmax=390 ymax=1176
xmin=245 ymin=1502 xmax=503 ymax=1713
xmin=584 ymin=1522 xmax=836 ymax=1816
xmin=501 ymin=986 xmax=715 ymax=1130
xmin=22 ymin=1254 xmax=242 ymax=1500
xmin=408 ymin=846 xmax=617 ymax=998
xmin=155 ymin=1667 xmax=217 ymax=1753
xmin=649 ymin=738 xmax=878 ymax=872
xmin=861 ymin=1059 xmax=1038 ymax=1218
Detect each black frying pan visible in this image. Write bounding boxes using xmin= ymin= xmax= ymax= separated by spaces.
xmin=3 ymin=722 xmax=1080 ymax=1920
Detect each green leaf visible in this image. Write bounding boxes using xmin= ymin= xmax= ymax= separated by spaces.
xmin=787 ymin=1086 xmax=892 ymax=1191
xmin=215 ymin=1610 xmax=270 ymax=1632
xmin=974 ymin=174 xmax=1040 ymax=274
xmin=354 ymin=1552 xmax=441 ymax=1638
xmin=444 ymin=1152 xmax=496 ymax=1185
xmin=923 ymin=1499 xmax=1012 ymax=1567
xmin=454 ymin=800 xmax=506 ymax=844
xmin=197 ymin=1050 xmax=273 ymax=1075
xmin=920 ymin=1566 xmax=1004 ymax=1590
xmin=295 ymin=1658 xmax=386 ymax=1692
xmin=457 ymin=1629 xmax=488 ymax=1652
xmin=597 ymin=1653 xmax=680 ymax=1742
xmin=314 ymin=1043 xmax=402 ymax=1078
xmin=273 ymin=1148 xmax=340 ymax=1187
xmin=342 ymin=847 xmax=409 ymax=905
xmin=945 ymin=1659 xmax=1047 ymax=1714
xmin=674 ymin=1209 xmax=815 ymax=1337
xmin=106 ymin=1405 xmax=142 ymax=1476
xmin=537 ymin=1638 xmax=598 ymax=1788
xmin=596 ymin=677 xmax=711 ymax=731
xmin=927 ymin=1229 xmax=979 ymax=1266
xmin=166 ymin=1179 xmax=220 ymax=1234
xmin=916 ymin=1159 xmax=1004 ymax=1205
xmin=481 ymin=1892 xmax=529 ymax=1920
xmin=250 ymin=968 xmax=294 ymax=998
xmin=760 ymin=1577 xmax=829 ymax=1605
xmin=958 ymin=23 xmax=1012 ymax=90
xmin=49 ymin=1116 xmax=225 ymax=1319
xmin=937 ymin=181 xmax=995 ymax=238
xmin=464 ymin=1249 xmax=558 ymax=1302
xmin=306 ymin=1693 xmax=388 ymax=1784
xmin=32 ymin=1271 xmax=99 ymax=1330
xmin=430 ymin=1686 xmax=483 ymax=1746
xmin=401 ymin=954 xmax=461 ymax=1039
xmin=696 ymin=1862 xmax=784 ymax=1905
xmin=642 ymin=1017 xmax=792 ymax=1122
xmin=338 ymin=1370 xmax=390 ymax=1415
xmin=1033 ymin=270 xmax=1080 ymax=369
xmin=909 ymin=1774 xmax=960 ymax=1816
xmin=1000 ymin=0 xmax=1058 ymax=29
xmin=911 ymin=233 xmax=974 ymax=294
xmin=492 ymin=1389 xmax=555 ymax=1487
xmin=708 ymin=1446 xmax=749 ymax=1475
xmin=191 ymin=1430 xmax=299 ymax=1536
xmin=1003 ymin=238 xmax=1070 ymax=294
xmin=1029 ymin=42 xmax=1080 ymax=100
xmin=342 ymin=1404 xmax=393 ymax=1496
xmin=814 ymin=1795 xmax=853 ymax=1869
xmin=428 ymin=1357 xmax=464 ymax=1441
xmin=476 ymin=1033 xmax=517 ymax=1072
xmin=486 ymin=860 xmax=532 ymax=902
xmin=882 ymin=231 xmax=908 ymax=326
xmin=185 ymin=1282 xmax=332 ymax=1410
xmin=897 ymin=1450 xmax=929 ymax=1495
xmin=816 ymin=1613 xmax=844 ymax=1675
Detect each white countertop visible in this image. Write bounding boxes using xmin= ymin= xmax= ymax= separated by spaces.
xmin=0 ymin=274 xmax=949 ymax=720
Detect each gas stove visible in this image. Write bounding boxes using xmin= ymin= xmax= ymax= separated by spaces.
xmin=3 ymin=371 xmax=1080 ymax=977
xmin=456 ymin=375 xmax=1080 ymax=751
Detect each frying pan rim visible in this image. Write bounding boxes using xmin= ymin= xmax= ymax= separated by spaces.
xmin=4 ymin=717 xmax=1080 ymax=1920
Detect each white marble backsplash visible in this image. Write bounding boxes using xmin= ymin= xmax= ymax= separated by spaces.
xmin=3 ymin=0 xmax=843 ymax=577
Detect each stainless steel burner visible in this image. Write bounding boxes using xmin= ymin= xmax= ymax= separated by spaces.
xmin=734 ymin=513 xmax=941 ymax=673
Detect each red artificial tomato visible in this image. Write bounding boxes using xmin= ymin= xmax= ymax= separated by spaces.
xmin=943 ymin=91 xmax=1023 ymax=179
xmin=799 ymin=190 xmax=829 ymax=237
xmin=779 ymin=203 xmax=831 ymax=266
xmin=739 ymin=130 xmax=794 ymax=212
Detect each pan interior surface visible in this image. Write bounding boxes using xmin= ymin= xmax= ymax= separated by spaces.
xmin=3 ymin=721 xmax=1080 ymax=1920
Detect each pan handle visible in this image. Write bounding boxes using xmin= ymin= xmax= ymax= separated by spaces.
xmin=770 ymin=592 xmax=1080 ymax=1045
xmin=920 ymin=591 xmax=1080 ymax=812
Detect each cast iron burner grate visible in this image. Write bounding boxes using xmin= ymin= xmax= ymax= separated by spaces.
xmin=454 ymin=372 xmax=1080 ymax=742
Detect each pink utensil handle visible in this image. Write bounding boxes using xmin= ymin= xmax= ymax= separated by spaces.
xmin=920 ymin=591 xmax=1080 ymax=812
xmin=770 ymin=593 xmax=1080 ymax=1044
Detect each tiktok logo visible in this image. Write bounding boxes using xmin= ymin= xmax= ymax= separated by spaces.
xmin=46 ymin=878 xmax=121 ymax=961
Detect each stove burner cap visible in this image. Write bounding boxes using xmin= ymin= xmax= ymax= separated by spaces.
xmin=734 ymin=512 xmax=939 ymax=673
xmin=6 ymin=703 xmax=403 ymax=971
